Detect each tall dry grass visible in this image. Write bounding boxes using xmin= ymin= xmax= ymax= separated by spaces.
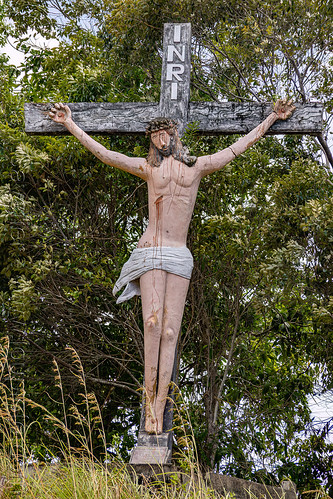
xmin=0 ymin=336 xmax=220 ymax=497
xmin=0 ymin=336 xmax=327 ymax=499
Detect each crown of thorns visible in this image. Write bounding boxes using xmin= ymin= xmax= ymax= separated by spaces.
xmin=146 ymin=117 xmax=178 ymax=135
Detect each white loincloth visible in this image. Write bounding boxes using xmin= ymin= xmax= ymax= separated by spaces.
xmin=113 ymin=246 xmax=194 ymax=304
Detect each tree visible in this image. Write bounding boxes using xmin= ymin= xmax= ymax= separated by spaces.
xmin=0 ymin=0 xmax=332 ymax=492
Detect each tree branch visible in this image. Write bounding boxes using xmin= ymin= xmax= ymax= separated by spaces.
xmin=317 ymin=133 xmax=333 ymax=172
xmin=22 ymin=333 xmax=141 ymax=396
xmin=213 ymin=299 xmax=240 ymax=425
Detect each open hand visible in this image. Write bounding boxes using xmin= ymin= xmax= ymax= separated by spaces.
xmin=273 ymin=98 xmax=296 ymax=120
xmin=49 ymin=103 xmax=72 ymax=124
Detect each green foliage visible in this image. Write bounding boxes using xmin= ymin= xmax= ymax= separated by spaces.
xmin=0 ymin=0 xmax=332 ymax=494
xmin=15 ymin=143 xmax=50 ymax=174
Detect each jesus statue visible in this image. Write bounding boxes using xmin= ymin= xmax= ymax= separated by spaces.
xmin=49 ymin=99 xmax=295 ymax=434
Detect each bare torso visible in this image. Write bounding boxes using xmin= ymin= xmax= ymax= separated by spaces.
xmin=138 ymin=156 xmax=201 ymax=248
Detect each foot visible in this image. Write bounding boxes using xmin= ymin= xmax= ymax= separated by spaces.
xmin=145 ymin=413 xmax=157 ymax=434
xmin=145 ymin=397 xmax=157 ymax=434
xmin=155 ymin=400 xmax=166 ymax=435
xmin=155 ymin=417 xmax=163 ymax=435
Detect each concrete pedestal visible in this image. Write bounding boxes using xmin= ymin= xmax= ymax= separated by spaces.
xmin=130 ymin=431 xmax=173 ymax=464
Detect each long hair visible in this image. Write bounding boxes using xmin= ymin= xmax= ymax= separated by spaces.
xmin=146 ymin=120 xmax=197 ymax=168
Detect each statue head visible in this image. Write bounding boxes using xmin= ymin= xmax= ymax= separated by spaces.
xmin=146 ymin=117 xmax=196 ymax=168
xmin=146 ymin=117 xmax=178 ymax=136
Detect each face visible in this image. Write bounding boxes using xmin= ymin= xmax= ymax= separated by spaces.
xmin=150 ymin=129 xmax=171 ymax=152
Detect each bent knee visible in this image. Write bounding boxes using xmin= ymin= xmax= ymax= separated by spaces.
xmin=146 ymin=314 xmax=158 ymax=327
xmin=162 ymin=326 xmax=178 ymax=343
xmin=145 ymin=313 xmax=160 ymax=334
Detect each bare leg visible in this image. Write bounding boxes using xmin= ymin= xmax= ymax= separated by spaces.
xmin=140 ymin=269 xmax=166 ymax=433
xmin=155 ymin=273 xmax=190 ymax=433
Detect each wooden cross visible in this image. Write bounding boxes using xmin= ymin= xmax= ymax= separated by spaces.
xmin=25 ymin=23 xmax=323 ymax=466
xmin=25 ymin=23 xmax=322 ymax=138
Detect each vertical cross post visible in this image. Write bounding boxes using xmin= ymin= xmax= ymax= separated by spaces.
xmin=130 ymin=23 xmax=192 ymax=466
xmin=160 ymin=23 xmax=192 ymax=135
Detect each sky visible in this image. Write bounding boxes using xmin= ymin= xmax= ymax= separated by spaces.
xmin=1 ymin=32 xmax=59 ymax=67
xmin=2 ymin=37 xmax=25 ymax=66
xmin=310 ymin=392 xmax=332 ymax=424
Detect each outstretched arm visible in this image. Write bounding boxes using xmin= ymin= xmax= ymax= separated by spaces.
xmin=49 ymin=103 xmax=148 ymax=180
xmin=196 ymin=99 xmax=295 ymax=177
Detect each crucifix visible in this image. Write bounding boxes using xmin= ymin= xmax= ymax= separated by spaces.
xmin=25 ymin=23 xmax=323 ymax=466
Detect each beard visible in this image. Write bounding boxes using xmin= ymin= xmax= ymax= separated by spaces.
xmin=157 ymin=143 xmax=172 ymax=156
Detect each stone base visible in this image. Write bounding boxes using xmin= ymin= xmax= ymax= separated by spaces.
xmin=130 ymin=446 xmax=171 ymax=465
xmin=205 ymin=473 xmax=297 ymax=499
xmin=126 ymin=463 xmax=177 ymax=482
xmin=129 ymin=431 xmax=173 ymax=465
xmin=127 ymin=464 xmax=297 ymax=499
xmin=136 ymin=431 xmax=172 ymax=449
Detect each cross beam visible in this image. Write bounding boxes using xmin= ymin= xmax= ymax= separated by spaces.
xmin=25 ymin=101 xmax=323 ymax=136
xmin=25 ymin=23 xmax=323 ymax=137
